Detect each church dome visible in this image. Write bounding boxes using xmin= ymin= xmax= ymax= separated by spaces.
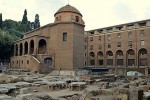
xmin=54 ymin=5 xmax=82 ymax=16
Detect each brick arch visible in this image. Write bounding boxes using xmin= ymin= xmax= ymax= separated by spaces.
xmin=89 ymin=52 xmax=95 ymax=66
xmin=106 ymin=51 xmax=113 ymax=66
xmin=19 ymin=43 xmax=23 ymax=56
xmin=24 ymin=41 xmax=28 ymax=55
xmin=44 ymin=57 xmax=52 ymax=67
xmin=38 ymin=39 xmax=46 ymax=54
xmin=126 ymin=49 xmax=135 ymax=67
xmin=30 ymin=40 xmax=34 ymax=54
xmin=115 ymin=50 xmax=123 ymax=67
xmin=138 ymin=48 xmax=147 ymax=66
xmin=97 ymin=51 xmax=103 ymax=66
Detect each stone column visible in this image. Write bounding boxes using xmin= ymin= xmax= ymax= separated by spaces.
xmin=14 ymin=44 xmax=16 ymax=56
xmin=18 ymin=43 xmax=20 ymax=56
xmin=22 ymin=42 xmax=25 ymax=55
xmin=28 ymin=42 xmax=30 ymax=55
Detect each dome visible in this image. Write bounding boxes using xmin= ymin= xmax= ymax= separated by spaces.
xmin=54 ymin=5 xmax=82 ymax=16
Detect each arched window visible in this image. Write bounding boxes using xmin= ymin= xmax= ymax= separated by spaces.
xmin=127 ymin=49 xmax=135 ymax=56
xmin=44 ymin=58 xmax=52 ymax=66
xmin=139 ymin=48 xmax=147 ymax=55
xmin=15 ymin=44 xmax=18 ymax=56
xmin=97 ymin=51 xmax=103 ymax=57
xmin=106 ymin=51 xmax=113 ymax=66
xmin=116 ymin=50 xmax=123 ymax=56
xmin=97 ymin=51 xmax=103 ymax=66
xmin=75 ymin=16 xmax=79 ymax=22
xmin=89 ymin=52 xmax=95 ymax=66
xmin=89 ymin=52 xmax=95 ymax=57
xmin=106 ymin=51 xmax=113 ymax=56
xmin=30 ymin=40 xmax=34 ymax=54
xmin=116 ymin=50 xmax=123 ymax=66
xmin=127 ymin=49 xmax=135 ymax=66
xmin=38 ymin=39 xmax=46 ymax=54
xmin=24 ymin=41 xmax=28 ymax=55
xmin=20 ymin=43 xmax=23 ymax=56
xmin=138 ymin=48 xmax=147 ymax=66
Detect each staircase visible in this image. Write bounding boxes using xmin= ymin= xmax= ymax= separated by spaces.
xmin=31 ymin=55 xmax=54 ymax=74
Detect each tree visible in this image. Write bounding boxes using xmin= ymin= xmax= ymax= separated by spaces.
xmin=20 ymin=9 xmax=28 ymax=32
xmin=3 ymin=19 xmax=20 ymax=31
xmin=0 ymin=30 xmax=14 ymax=61
xmin=0 ymin=13 xmax=2 ymax=29
xmin=34 ymin=14 xmax=40 ymax=29
xmin=21 ymin=9 xmax=28 ymax=24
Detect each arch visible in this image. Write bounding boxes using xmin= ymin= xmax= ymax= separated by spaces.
xmin=106 ymin=51 xmax=113 ymax=56
xmin=127 ymin=49 xmax=135 ymax=67
xmin=19 ymin=43 xmax=23 ymax=56
xmin=106 ymin=51 xmax=113 ymax=66
xmin=24 ymin=41 xmax=28 ymax=55
xmin=89 ymin=52 xmax=95 ymax=66
xmin=75 ymin=16 xmax=79 ymax=22
xmin=139 ymin=48 xmax=147 ymax=55
xmin=97 ymin=51 xmax=103 ymax=66
xmin=38 ymin=39 xmax=46 ymax=54
xmin=138 ymin=48 xmax=147 ymax=66
xmin=127 ymin=49 xmax=135 ymax=55
xmin=97 ymin=51 xmax=103 ymax=57
xmin=15 ymin=44 xmax=18 ymax=56
xmin=116 ymin=50 xmax=123 ymax=66
xmin=30 ymin=40 xmax=34 ymax=54
xmin=116 ymin=50 xmax=123 ymax=56
xmin=44 ymin=58 xmax=52 ymax=67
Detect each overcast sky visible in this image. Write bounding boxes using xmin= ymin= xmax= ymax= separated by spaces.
xmin=0 ymin=0 xmax=150 ymax=30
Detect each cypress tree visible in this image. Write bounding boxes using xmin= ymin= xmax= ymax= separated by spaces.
xmin=21 ymin=9 xmax=28 ymax=24
xmin=0 ymin=13 xmax=2 ymax=29
xmin=34 ymin=14 xmax=40 ymax=29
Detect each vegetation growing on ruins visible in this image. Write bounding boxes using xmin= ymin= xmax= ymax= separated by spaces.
xmin=0 ymin=9 xmax=41 ymax=61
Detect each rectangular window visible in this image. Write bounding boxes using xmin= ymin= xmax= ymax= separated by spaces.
xmin=99 ymin=60 xmax=103 ymax=65
xmin=140 ymin=40 xmax=145 ymax=46
xmin=63 ymin=32 xmax=67 ymax=41
xmin=99 ymin=36 xmax=101 ymax=41
xmin=107 ymin=35 xmax=111 ymax=41
xmin=85 ymin=45 xmax=87 ymax=49
xmin=140 ymin=30 xmax=144 ymax=36
xmin=90 ymin=60 xmax=95 ymax=65
xmin=84 ymin=53 xmax=87 ymax=57
xmin=99 ymin=44 xmax=102 ymax=49
xmin=118 ymin=42 xmax=121 ymax=47
xmin=84 ymin=61 xmax=86 ymax=65
xmin=27 ymin=60 xmax=29 ymax=64
xmin=117 ymin=33 xmax=121 ymax=38
xmin=90 ymin=37 xmax=93 ymax=41
xmin=128 ymin=32 xmax=132 ymax=38
xmin=107 ymin=59 xmax=113 ymax=65
xmin=108 ymin=43 xmax=111 ymax=48
xmin=128 ymin=41 xmax=132 ymax=48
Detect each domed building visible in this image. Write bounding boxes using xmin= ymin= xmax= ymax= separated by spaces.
xmin=11 ymin=5 xmax=85 ymax=73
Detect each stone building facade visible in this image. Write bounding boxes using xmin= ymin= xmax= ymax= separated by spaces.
xmin=11 ymin=5 xmax=85 ymax=73
xmin=84 ymin=19 xmax=150 ymax=76
xmin=11 ymin=4 xmax=150 ymax=75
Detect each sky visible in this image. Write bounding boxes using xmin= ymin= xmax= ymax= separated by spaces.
xmin=0 ymin=0 xmax=150 ymax=30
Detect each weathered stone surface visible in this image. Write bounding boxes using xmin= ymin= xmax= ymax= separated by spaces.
xmin=36 ymin=94 xmax=53 ymax=100
xmin=16 ymin=93 xmax=40 ymax=100
xmin=0 ymin=95 xmax=12 ymax=100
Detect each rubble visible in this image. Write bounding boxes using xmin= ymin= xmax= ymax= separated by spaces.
xmin=0 ymin=69 xmax=149 ymax=100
